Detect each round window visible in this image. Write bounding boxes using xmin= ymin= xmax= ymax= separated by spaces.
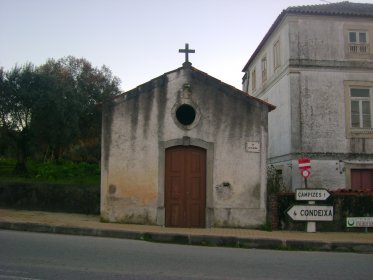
xmin=176 ymin=104 xmax=196 ymax=126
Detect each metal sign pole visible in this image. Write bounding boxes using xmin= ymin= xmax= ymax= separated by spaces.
xmin=307 ymin=200 xmax=316 ymax=233
xmin=304 ymin=177 xmax=316 ymax=233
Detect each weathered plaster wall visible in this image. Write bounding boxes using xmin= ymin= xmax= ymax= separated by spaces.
xmin=289 ymin=15 xmax=373 ymax=61
xmin=101 ymin=67 xmax=270 ymax=227
xmin=299 ymin=71 xmax=373 ymax=154
xmin=188 ymin=73 xmax=269 ymax=227
xmin=267 ymin=68 xmax=373 ymax=190
xmin=266 ymin=76 xmax=292 ymax=158
xmin=289 ymin=16 xmax=344 ymax=60
xmin=101 ymin=79 xmax=166 ymax=224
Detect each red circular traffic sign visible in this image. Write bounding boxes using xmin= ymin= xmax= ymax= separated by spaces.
xmin=301 ymin=169 xmax=311 ymax=179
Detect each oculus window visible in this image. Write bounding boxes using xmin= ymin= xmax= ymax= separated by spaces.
xmin=176 ymin=104 xmax=196 ymax=126
xmin=172 ymin=101 xmax=201 ymax=130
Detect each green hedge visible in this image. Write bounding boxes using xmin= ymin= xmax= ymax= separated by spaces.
xmin=275 ymin=191 xmax=373 ymax=232
xmin=0 ymin=159 xmax=100 ymax=185
xmin=0 ymin=182 xmax=100 ymax=215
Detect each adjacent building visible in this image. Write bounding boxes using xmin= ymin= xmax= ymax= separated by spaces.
xmin=242 ymin=2 xmax=373 ymax=191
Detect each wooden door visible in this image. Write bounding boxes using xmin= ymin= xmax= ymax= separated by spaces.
xmin=351 ymin=169 xmax=373 ymax=190
xmin=165 ymin=146 xmax=206 ymax=227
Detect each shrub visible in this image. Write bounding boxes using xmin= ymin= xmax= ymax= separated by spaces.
xmin=0 ymin=158 xmax=100 ymax=185
xmin=267 ymin=165 xmax=287 ymax=195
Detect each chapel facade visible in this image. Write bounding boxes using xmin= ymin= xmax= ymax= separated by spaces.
xmin=101 ymin=53 xmax=274 ymax=228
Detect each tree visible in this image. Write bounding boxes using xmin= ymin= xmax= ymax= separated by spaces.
xmin=34 ymin=56 xmax=121 ymax=161
xmin=32 ymin=59 xmax=81 ymax=161
xmin=0 ymin=56 xmax=121 ymax=173
xmin=0 ymin=64 xmax=38 ymax=173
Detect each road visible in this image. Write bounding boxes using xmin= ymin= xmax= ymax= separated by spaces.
xmin=0 ymin=230 xmax=372 ymax=280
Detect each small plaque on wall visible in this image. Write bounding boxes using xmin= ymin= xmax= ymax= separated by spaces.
xmin=246 ymin=142 xmax=260 ymax=153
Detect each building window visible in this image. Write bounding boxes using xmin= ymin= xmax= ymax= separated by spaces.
xmin=345 ymin=81 xmax=373 ymax=137
xmin=348 ymin=30 xmax=369 ymax=54
xmin=242 ymin=72 xmax=249 ymax=93
xmin=276 ymin=169 xmax=284 ymax=186
xmin=171 ymin=98 xmax=201 ymax=131
xmin=350 ymin=88 xmax=371 ymax=129
xmin=261 ymin=56 xmax=267 ymax=83
xmin=351 ymin=169 xmax=373 ymax=190
xmin=251 ymin=69 xmax=256 ymax=92
xmin=273 ymin=40 xmax=281 ymax=69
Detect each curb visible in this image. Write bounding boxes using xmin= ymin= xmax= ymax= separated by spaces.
xmin=0 ymin=221 xmax=372 ymax=253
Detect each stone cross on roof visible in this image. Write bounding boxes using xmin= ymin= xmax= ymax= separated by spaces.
xmin=179 ymin=43 xmax=195 ymax=66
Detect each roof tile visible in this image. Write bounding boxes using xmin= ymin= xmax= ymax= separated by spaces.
xmin=286 ymin=1 xmax=373 ymax=17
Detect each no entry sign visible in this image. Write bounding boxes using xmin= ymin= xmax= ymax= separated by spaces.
xmin=298 ymin=158 xmax=311 ymax=170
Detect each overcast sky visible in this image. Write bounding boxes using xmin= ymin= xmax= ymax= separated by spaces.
xmin=1 ymin=0 xmax=372 ymax=91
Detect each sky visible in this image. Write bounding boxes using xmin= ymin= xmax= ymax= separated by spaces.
xmin=1 ymin=0 xmax=373 ymax=92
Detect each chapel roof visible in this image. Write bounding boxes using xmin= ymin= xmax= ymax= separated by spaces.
xmin=113 ymin=65 xmax=275 ymax=111
xmin=242 ymin=1 xmax=373 ymax=72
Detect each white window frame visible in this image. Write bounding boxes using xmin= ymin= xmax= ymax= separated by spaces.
xmin=350 ymin=88 xmax=371 ymax=129
xmin=261 ymin=56 xmax=267 ymax=83
xmin=273 ymin=39 xmax=281 ymax=69
xmin=348 ymin=30 xmax=369 ymax=54
xmin=349 ymin=31 xmax=368 ymax=44
xmin=344 ymin=81 xmax=373 ymax=138
xmin=251 ymin=68 xmax=256 ymax=92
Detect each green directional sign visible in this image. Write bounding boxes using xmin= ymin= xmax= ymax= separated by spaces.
xmin=346 ymin=217 xmax=373 ymax=228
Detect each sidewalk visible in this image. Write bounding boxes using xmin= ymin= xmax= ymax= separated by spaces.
xmin=0 ymin=208 xmax=372 ymax=252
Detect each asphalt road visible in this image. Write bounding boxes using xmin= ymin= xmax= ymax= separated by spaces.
xmin=0 ymin=230 xmax=372 ymax=280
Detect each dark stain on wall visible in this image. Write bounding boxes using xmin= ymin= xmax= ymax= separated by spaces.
xmin=108 ymin=184 xmax=116 ymax=195
xmin=102 ymin=100 xmax=114 ymax=170
xmin=191 ymin=74 xmax=263 ymax=140
xmin=251 ymin=183 xmax=261 ymax=201
xmin=129 ymin=93 xmax=140 ymax=151
xmin=211 ymin=86 xmax=226 ymax=135
xmin=215 ymin=182 xmax=233 ymax=201
xmin=140 ymin=88 xmax=155 ymax=139
xmin=156 ymin=76 xmax=168 ymax=137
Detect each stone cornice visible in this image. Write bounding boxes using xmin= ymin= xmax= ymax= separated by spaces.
xmin=289 ymin=59 xmax=373 ymax=70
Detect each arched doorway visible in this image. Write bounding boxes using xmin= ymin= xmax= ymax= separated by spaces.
xmin=165 ymin=146 xmax=206 ymax=227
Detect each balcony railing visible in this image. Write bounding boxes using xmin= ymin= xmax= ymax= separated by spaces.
xmin=348 ymin=43 xmax=370 ymax=54
xmin=350 ymin=127 xmax=373 ymax=134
